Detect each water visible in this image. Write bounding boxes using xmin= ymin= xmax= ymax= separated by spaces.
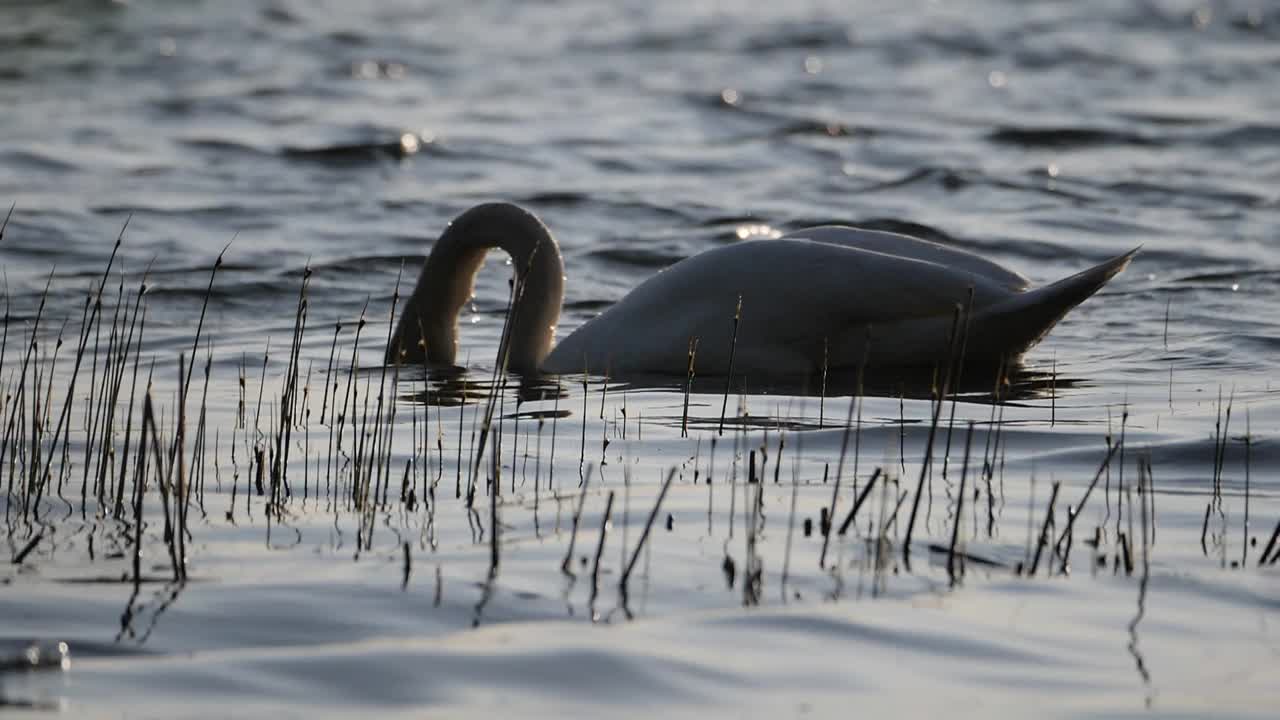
xmin=2 ymin=0 xmax=1279 ymax=716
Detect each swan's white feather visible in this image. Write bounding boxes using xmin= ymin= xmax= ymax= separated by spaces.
xmin=544 ymin=231 xmax=1047 ymax=375
xmin=793 ymin=226 xmax=1030 ymax=291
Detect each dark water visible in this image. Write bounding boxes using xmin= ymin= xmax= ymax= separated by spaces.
xmin=2 ymin=0 xmax=1279 ymax=716
xmin=4 ymin=0 xmax=1278 ymax=357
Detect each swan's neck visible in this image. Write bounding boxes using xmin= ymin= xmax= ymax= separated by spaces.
xmin=388 ymin=203 xmax=565 ymax=372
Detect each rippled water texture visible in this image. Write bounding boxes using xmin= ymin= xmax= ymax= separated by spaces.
xmin=2 ymin=0 xmax=1279 ymax=717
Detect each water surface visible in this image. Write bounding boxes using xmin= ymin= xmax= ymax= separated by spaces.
xmin=2 ymin=0 xmax=1278 ymax=716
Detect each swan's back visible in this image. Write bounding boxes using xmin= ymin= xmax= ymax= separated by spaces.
xmin=792 ymin=226 xmax=1030 ymax=291
xmin=544 ymin=231 xmax=1029 ymax=375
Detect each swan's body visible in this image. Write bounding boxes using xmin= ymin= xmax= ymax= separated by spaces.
xmin=388 ymin=203 xmax=1136 ymax=376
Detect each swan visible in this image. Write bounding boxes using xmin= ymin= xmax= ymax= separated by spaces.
xmin=387 ymin=202 xmax=1136 ymax=376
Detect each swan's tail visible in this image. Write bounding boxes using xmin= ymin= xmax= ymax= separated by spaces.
xmin=971 ymin=247 xmax=1139 ymax=358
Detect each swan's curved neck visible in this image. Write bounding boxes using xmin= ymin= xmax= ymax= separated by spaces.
xmin=387 ymin=203 xmax=565 ymax=371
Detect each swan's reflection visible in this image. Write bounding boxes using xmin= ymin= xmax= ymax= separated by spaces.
xmin=394 ymin=358 xmax=1078 ymax=415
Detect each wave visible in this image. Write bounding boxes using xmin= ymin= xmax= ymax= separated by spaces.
xmin=280 ymin=139 xmax=422 ymax=165
xmin=987 ymin=126 xmax=1162 ymax=149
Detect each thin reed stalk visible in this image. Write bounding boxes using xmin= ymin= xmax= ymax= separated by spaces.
xmin=681 ymin=337 xmax=697 ymax=437
xmin=619 ymin=467 xmax=675 ymax=602
xmin=947 ymin=422 xmax=975 ymax=585
xmin=836 ymin=467 xmax=881 ymax=536
xmin=561 ymin=463 xmax=594 ymax=575
xmin=941 ymin=287 xmax=973 ymax=477
xmin=717 ymin=295 xmax=742 ymax=436
xmin=1258 ymin=516 xmax=1280 ymax=566
xmin=781 ymin=433 xmax=801 ymax=601
xmin=818 ymin=394 xmax=857 ymax=569
xmin=588 ymin=490 xmax=615 ymax=615
xmin=1053 ymin=442 xmax=1122 ymax=560
xmin=1241 ymin=411 xmax=1251 ymax=567
xmin=1028 ymin=481 xmax=1061 ymax=577
xmin=903 ymin=305 xmax=963 ymax=557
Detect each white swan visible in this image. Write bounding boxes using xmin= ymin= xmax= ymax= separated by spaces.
xmin=387 ymin=202 xmax=1136 ymax=376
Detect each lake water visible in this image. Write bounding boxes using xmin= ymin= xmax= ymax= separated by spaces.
xmin=2 ymin=0 xmax=1278 ymax=717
